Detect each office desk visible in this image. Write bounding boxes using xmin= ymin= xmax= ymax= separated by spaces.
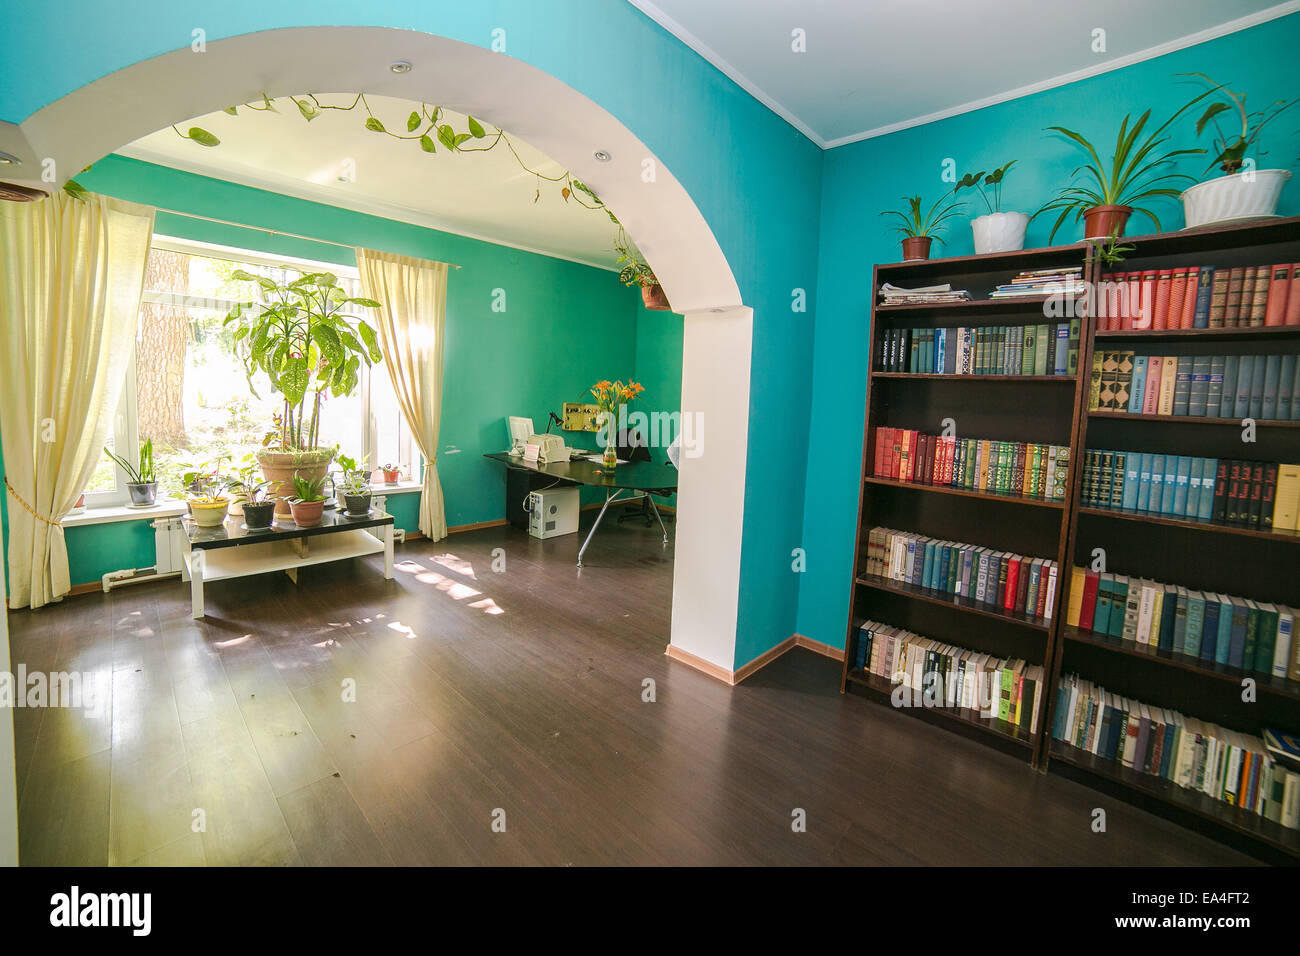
xmin=484 ymin=451 xmax=677 ymax=566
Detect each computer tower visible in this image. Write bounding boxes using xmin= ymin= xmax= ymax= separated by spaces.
xmin=527 ymin=486 xmax=579 ymax=539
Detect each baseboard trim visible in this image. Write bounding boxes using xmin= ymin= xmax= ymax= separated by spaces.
xmin=666 ymin=633 xmax=845 ymax=686
xmin=732 ymin=636 xmax=797 ymax=683
xmin=794 ymin=633 xmax=845 ymax=661
xmin=67 ymin=581 xmax=104 ymax=597
xmin=664 ymin=644 xmax=737 ymax=685
xmin=445 ymin=518 xmax=507 ymax=535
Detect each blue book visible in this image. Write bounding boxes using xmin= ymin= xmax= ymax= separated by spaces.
xmin=1185 ymin=591 xmax=1206 ymax=659
xmin=1173 ymin=587 xmax=1190 ymax=654
xmin=1261 ymin=354 xmax=1282 ymax=420
xmin=1109 ymin=577 xmax=1128 ymax=638
xmin=1189 ymin=356 xmax=1211 ymax=417
xmin=1136 ymin=452 xmax=1155 ymax=511
xmin=1197 ymin=458 xmax=1217 ymax=521
xmin=1172 ymin=456 xmax=1191 ymax=515
xmin=1148 ymin=454 xmax=1166 ymax=512
xmin=1160 ymin=456 xmax=1179 ymax=514
xmin=1121 ymin=453 xmax=1141 ymax=510
xmin=1279 ymin=355 xmax=1297 ymax=421
xmin=1094 ymin=575 xmax=1115 ymax=634
xmin=1128 ymin=357 xmax=1148 ymax=413
xmin=1200 ymin=597 xmax=1221 ymax=663
xmin=1248 ymin=355 xmax=1268 ymax=419
xmin=1193 ymin=266 xmax=1214 ymax=328
xmin=1186 ymin=457 xmax=1204 ymax=518
xmin=1053 ymin=323 xmax=1069 ymax=375
xmin=1228 ymin=599 xmax=1250 ymax=669
xmin=1221 ymin=354 xmax=1240 ymax=417
xmin=1292 ymin=356 xmax=1300 ymax=421
xmin=921 ymin=540 xmax=937 ymax=590
xmin=1234 ymin=355 xmax=1254 ymax=419
xmin=1215 ymin=596 xmax=1235 ymax=666
xmin=1157 ymin=585 xmax=1179 ymax=651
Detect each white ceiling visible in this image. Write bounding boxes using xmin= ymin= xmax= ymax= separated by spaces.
xmin=629 ymin=0 xmax=1296 ymax=146
xmin=122 ymin=95 xmax=623 ymax=269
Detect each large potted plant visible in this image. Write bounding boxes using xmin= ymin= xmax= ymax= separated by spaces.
xmin=957 ymin=161 xmax=1027 ymax=254
xmin=880 ymin=193 xmax=966 ymax=260
xmin=225 ymin=270 xmax=382 ymax=514
xmin=104 ymin=436 xmax=158 ymax=507
xmin=615 ymin=228 xmax=671 ymax=311
xmin=1177 ymin=73 xmax=1297 ymax=228
xmin=1034 ymin=105 xmax=1206 ymax=241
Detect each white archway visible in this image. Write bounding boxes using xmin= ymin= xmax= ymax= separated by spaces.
xmin=1 ymin=25 xmax=752 ymax=673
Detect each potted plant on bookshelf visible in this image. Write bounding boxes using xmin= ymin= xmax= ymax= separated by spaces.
xmin=1176 ymin=73 xmax=1297 ymax=228
xmin=224 ymin=269 xmax=383 ymax=514
xmin=880 ymin=193 xmax=965 ymax=260
xmin=614 ymin=228 xmax=671 ymax=311
xmin=1034 ymin=105 xmax=1207 ymax=241
xmin=590 ymin=378 xmax=645 ymax=469
xmin=287 ymin=472 xmax=330 ymax=527
xmin=239 ymin=481 xmax=277 ymax=531
xmin=104 ymin=436 xmax=158 ymax=507
xmin=957 ymin=161 xmax=1028 ymax=254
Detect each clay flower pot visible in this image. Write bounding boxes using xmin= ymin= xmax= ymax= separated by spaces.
xmin=901 ymin=236 xmax=933 ymax=261
xmin=1082 ymin=205 xmax=1132 ymax=240
xmin=258 ymin=448 xmax=335 ymax=515
xmin=189 ymin=497 xmax=229 ymax=528
xmin=641 ymin=282 xmax=671 ymax=311
xmin=382 ymin=468 xmax=400 ymax=483
xmin=288 ymin=498 xmax=324 ymax=527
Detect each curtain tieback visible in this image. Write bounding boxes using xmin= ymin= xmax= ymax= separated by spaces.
xmin=3 ymin=477 xmax=63 ymax=526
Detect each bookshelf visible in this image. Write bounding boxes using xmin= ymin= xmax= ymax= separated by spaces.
xmin=841 ymin=216 xmax=1300 ymax=861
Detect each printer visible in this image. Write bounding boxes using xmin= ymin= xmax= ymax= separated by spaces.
xmin=523 ymin=433 xmax=569 ymax=464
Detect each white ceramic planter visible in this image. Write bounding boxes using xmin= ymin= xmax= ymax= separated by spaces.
xmin=1181 ymin=169 xmax=1291 ymax=229
xmin=971 ymin=212 xmax=1029 ymax=254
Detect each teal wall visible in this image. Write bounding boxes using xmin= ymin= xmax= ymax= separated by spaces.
xmin=795 ymin=14 xmax=1300 ymax=651
xmin=8 ymin=153 xmax=673 ymax=587
xmin=0 ymin=0 xmax=823 ymax=667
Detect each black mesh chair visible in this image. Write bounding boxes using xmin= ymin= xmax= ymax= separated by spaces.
xmin=617 ymin=427 xmax=675 ymax=527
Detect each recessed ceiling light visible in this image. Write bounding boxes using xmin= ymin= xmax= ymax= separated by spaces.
xmin=390 ymin=61 xmax=412 ymax=74
xmin=0 ymin=151 xmax=20 ymax=165
xmin=593 ymin=150 xmax=611 ymax=162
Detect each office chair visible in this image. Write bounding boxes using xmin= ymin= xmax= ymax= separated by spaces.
xmin=617 ymin=427 xmax=675 ymax=527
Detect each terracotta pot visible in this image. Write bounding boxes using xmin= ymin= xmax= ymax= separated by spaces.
xmin=189 ymin=498 xmax=229 ymax=528
xmin=641 ymin=282 xmax=671 ymax=311
xmin=288 ymin=498 xmax=324 ymax=527
xmin=258 ymin=448 xmax=335 ymax=515
xmin=382 ymin=468 xmax=400 ymax=483
xmin=901 ymin=236 xmax=933 ymax=261
xmin=1082 ymin=204 xmax=1132 ymax=240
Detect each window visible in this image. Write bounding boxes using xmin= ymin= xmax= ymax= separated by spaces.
xmin=85 ymin=236 xmax=417 ymax=507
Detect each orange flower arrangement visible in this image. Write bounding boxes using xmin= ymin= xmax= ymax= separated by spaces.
xmin=589 ymin=379 xmax=645 ymax=414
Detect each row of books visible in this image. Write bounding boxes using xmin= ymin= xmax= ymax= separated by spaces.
xmin=877 ymin=322 xmax=1081 ymax=376
xmin=1052 ymin=675 xmax=1300 ymax=829
xmin=989 ymin=267 xmax=1085 ymax=299
xmin=872 ymin=428 xmax=1070 ymax=501
xmin=1094 ymin=263 xmax=1300 ymax=330
xmin=864 ymin=526 xmax=1061 ymax=621
xmin=1081 ymin=450 xmax=1300 ymax=531
xmin=1065 ymin=567 xmax=1298 ymax=679
xmin=1090 ymin=350 xmax=1300 ymax=421
xmin=853 ymin=620 xmax=1046 ymax=733
xmin=878 ymin=282 xmax=971 ymax=306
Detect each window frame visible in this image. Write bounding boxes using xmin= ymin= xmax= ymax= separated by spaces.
xmin=84 ymin=234 xmax=418 ymax=506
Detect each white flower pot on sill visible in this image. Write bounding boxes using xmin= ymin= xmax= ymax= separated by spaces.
xmin=971 ymin=212 xmax=1029 ymax=255
xmin=1180 ymin=169 xmax=1291 ymax=229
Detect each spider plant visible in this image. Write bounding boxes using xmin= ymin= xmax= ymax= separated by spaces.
xmin=1177 ymin=72 xmax=1299 ymax=174
xmin=880 ymin=193 xmax=966 ymax=243
xmin=1034 ymin=103 xmax=1209 ymax=241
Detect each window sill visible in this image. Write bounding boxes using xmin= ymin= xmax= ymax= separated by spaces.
xmin=61 ymin=498 xmax=189 ymax=528
xmin=372 ymin=480 xmax=422 ymax=495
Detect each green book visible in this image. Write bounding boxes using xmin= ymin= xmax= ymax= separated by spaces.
xmin=1109 ymin=576 xmax=1129 ymax=638
xmin=1034 ymin=324 xmax=1050 ymax=376
xmin=1021 ymin=326 xmax=1037 ymax=375
xmin=1067 ymin=318 xmax=1081 ymax=376
xmin=1242 ymin=599 xmax=1260 ymax=672
xmin=1254 ymin=602 xmax=1279 ymax=676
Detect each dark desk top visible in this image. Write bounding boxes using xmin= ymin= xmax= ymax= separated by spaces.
xmin=484 ymin=451 xmax=679 ymax=492
xmin=183 ymin=507 xmax=393 ymax=551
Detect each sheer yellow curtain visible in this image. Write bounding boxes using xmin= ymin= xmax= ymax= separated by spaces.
xmin=355 ymin=249 xmax=449 ymax=541
xmin=0 ymin=192 xmax=155 ymax=609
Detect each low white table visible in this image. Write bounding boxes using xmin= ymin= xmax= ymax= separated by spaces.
xmin=180 ymin=507 xmax=395 ymax=619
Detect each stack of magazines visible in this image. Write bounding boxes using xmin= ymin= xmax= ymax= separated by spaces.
xmin=878 ymin=282 xmax=971 ymax=306
xmin=990 ymin=267 xmax=1086 ymax=298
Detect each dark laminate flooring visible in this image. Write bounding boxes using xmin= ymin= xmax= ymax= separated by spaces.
xmin=7 ymin=515 xmax=1255 ymax=865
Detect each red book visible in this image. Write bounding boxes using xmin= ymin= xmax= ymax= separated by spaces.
xmin=1152 ymin=269 xmax=1173 ymax=329
xmin=873 ymin=428 xmax=888 ymax=477
xmin=1168 ymin=268 xmax=1189 ymax=329
xmin=1265 ymin=263 xmax=1291 ymax=326
xmin=1099 ymin=272 xmax=1119 ymax=331
xmin=1136 ymin=270 xmax=1158 ymax=330
xmin=1004 ymin=558 xmax=1021 ymax=611
xmin=1141 ymin=356 xmax=1163 ymax=415
xmin=1078 ymin=570 xmax=1101 ymax=631
xmin=1285 ymin=263 xmax=1300 ymax=326
xmin=1180 ymin=266 xmax=1199 ymax=328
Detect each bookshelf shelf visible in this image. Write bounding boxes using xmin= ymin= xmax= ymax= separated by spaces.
xmin=1095 ymin=325 xmax=1300 ymax=341
xmin=1062 ymin=626 xmax=1300 ymax=701
xmin=1076 ymin=505 xmax=1300 ymax=543
xmin=845 ymin=668 xmax=1036 ymax=751
xmin=863 ymin=475 xmax=1066 ymax=510
xmin=872 ymin=372 xmax=1074 ymax=383
xmin=1049 ymin=740 xmax=1300 ymax=861
xmin=1087 ymin=411 xmax=1300 ymax=428
xmin=876 ymin=297 xmax=1082 ymax=316
xmin=856 ymin=573 xmax=1053 ymax=632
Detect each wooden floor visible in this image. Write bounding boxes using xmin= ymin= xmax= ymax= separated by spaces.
xmin=8 ymin=514 xmax=1255 ymax=866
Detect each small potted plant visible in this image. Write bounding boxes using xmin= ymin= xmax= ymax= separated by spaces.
xmin=339 ymin=470 xmax=373 ymax=517
xmin=1034 ymin=104 xmax=1206 ymax=241
xmin=287 ymin=472 xmax=330 ymax=527
xmin=615 ymin=228 xmax=671 ymax=311
xmin=334 ymin=451 xmax=369 ymax=508
xmin=1177 ymin=73 xmax=1297 ymax=228
xmin=104 ymin=436 xmax=158 ymax=507
xmin=957 ymin=160 xmax=1028 ymax=253
xmin=380 ymin=463 xmax=401 ymax=484
xmin=223 ymin=455 xmax=261 ymax=516
xmin=880 ymin=193 xmax=966 ymax=260
xmin=240 ymin=480 xmax=277 ymax=531
xmin=188 ymin=491 xmax=230 ymax=528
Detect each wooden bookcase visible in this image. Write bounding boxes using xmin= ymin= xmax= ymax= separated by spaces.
xmin=840 ymin=216 xmax=1300 ymax=862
